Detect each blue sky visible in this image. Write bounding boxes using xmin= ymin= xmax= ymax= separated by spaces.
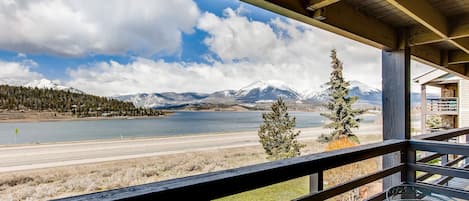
xmin=0 ymin=0 xmax=263 ymax=80
xmin=0 ymin=0 xmax=432 ymax=96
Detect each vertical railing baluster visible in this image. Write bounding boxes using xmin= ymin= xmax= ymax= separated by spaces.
xmin=466 ymin=134 xmax=469 ymax=164
xmin=441 ymin=139 xmax=449 ymax=186
xmin=309 ymin=171 xmax=323 ymax=193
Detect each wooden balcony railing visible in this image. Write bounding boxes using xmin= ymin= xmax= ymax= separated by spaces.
xmin=427 ymin=97 xmax=458 ymax=115
xmin=56 ymin=128 xmax=469 ymax=201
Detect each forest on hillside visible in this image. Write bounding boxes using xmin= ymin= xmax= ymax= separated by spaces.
xmin=0 ymin=85 xmax=164 ymax=118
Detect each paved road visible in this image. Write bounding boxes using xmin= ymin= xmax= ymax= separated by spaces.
xmin=0 ymin=124 xmax=381 ymax=173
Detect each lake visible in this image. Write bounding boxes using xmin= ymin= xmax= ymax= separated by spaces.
xmin=0 ymin=111 xmax=376 ymax=144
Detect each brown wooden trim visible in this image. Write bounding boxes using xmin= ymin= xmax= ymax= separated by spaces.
xmin=385 ymin=0 xmax=448 ymax=37
xmin=449 ymin=50 xmax=469 ymax=65
xmin=242 ymin=0 xmax=397 ymax=50
xmin=306 ymin=0 xmax=339 ymax=11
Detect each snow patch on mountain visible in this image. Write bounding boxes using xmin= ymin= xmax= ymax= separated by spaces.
xmin=25 ymin=79 xmax=83 ymax=94
xmin=115 ymin=93 xmax=168 ymax=108
xmin=349 ymin=80 xmax=380 ymax=93
xmin=301 ymin=84 xmax=328 ymax=101
xmin=235 ymin=80 xmax=301 ymax=103
xmin=240 ymin=80 xmax=292 ymax=92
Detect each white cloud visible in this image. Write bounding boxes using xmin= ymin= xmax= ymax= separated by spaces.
xmin=53 ymin=7 xmax=439 ymax=96
xmin=199 ymin=8 xmax=383 ymax=89
xmin=66 ymin=58 xmax=313 ymax=96
xmin=17 ymin=53 xmax=27 ymax=58
xmin=0 ymin=60 xmax=43 ymax=86
xmin=0 ymin=0 xmax=200 ymax=56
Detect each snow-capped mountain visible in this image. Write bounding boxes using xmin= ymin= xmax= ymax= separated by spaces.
xmin=349 ymin=80 xmax=380 ymax=93
xmin=25 ymin=79 xmax=83 ymax=94
xmin=115 ymin=93 xmax=170 ymax=108
xmin=302 ymin=84 xmax=328 ymax=102
xmin=301 ymin=80 xmax=382 ymax=105
xmin=114 ymin=80 xmax=303 ymax=108
xmin=114 ymin=79 xmax=433 ymax=109
xmin=235 ymin=80 xmax=301 ymax=103
xmin=348 ymin=80 xmax=382 ymax=105
xmin=114 ymin=92 xmax=210 ymax=108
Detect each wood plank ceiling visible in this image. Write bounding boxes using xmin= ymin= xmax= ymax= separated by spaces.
xmin=242 ymin=0 xmax=469 ymax=79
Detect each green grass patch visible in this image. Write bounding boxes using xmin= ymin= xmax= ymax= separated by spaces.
xmin=215 ymin=177 xmax=309 ymax=201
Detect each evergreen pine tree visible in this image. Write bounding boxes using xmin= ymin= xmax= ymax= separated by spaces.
xmin=319 ymin=49 xmax=366 ymax=144
xmin=258 ymin=97 xmax=304 ymax=160
xmin=426 ymin=115 xmax=442 ymax=129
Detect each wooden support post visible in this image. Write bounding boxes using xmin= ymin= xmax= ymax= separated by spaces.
xmin=421 ymin=85 xmax=427 ymax=134
xmin=382 ymin=48 xmax=411 ymax=189
xmin=404 ymin=149 xmax=416 ymax=182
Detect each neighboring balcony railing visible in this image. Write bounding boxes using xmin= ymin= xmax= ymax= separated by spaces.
xmin=56 ymin=128 xmax=469 ymax=201
xmin=427 ymin=97 xmax=458 ymax=115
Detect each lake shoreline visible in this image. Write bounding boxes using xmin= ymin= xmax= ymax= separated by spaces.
xmin=0 ymin=110 xmax=381 ymax=123
xmin=0 ymin=112 xmax=172 ymax=124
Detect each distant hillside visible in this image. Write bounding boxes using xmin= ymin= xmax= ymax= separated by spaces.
xmin=0 ymin=85 xmax=164 ymax=118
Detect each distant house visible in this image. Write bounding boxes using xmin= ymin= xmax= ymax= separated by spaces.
xmin=414 ymin=69 xmax=469 ymax=133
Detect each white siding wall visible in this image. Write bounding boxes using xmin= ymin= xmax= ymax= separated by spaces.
xmin=458 ymin=80 xmax=469 ymax=127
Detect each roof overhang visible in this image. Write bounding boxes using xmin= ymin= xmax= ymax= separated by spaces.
xmin=242 ymin=0 xmax=469 ymax=79
xmin=413 ymin=69 xmax=449 ymax=85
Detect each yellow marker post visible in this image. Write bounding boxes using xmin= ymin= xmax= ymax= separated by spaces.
xmin=14 ymin=128 xmax=19 ymax=144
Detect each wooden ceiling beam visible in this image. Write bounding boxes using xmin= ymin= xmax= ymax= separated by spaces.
xmin=408 ymin=15 xmax=469 ymax=46
xmin=306 ymin=0 xmax=340 ymax=11
xmin=411 ymin=45 xmax=442 ymax=66
xmin=244 ymin=0 xmax=464 ymax=76
xmin=386 ymin=0 xmax=448 ymax=38
xmin=243 ymin=0 xmax=397 ymax=49
xmin=449 ymin=50 xmax=469 ymax=65
xmin=408 ymin=26 xmax=444 ymax=46
xmin=451 ymin=37 xmax=469 ymax=55
xmin=450 ymin=15 xmax=469 ymax=40
xmin=387 ymin=0 xmax=469 ymax=60
xmin=312 ymin=1 xmax=397 ymax=49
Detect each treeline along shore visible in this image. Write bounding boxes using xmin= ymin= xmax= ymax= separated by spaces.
xmin=0 ymin=85 xmax=167 ymax=121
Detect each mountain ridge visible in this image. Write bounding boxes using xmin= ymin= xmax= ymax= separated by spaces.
xmin=114 ymin=80 xmax=390 ymax=109
xmin=25 ymin=79 xmax=84 ymax=94
xmin=21 ymin=79 xmax=432 ymax=109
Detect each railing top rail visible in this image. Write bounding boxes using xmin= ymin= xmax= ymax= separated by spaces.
xmin=55 ymin=140 xmax=405 ymax=201
xmin=409 ymin=139 xmax=469 ymax=156
xmin=414 ymin=127 xmax=469 ymax=141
